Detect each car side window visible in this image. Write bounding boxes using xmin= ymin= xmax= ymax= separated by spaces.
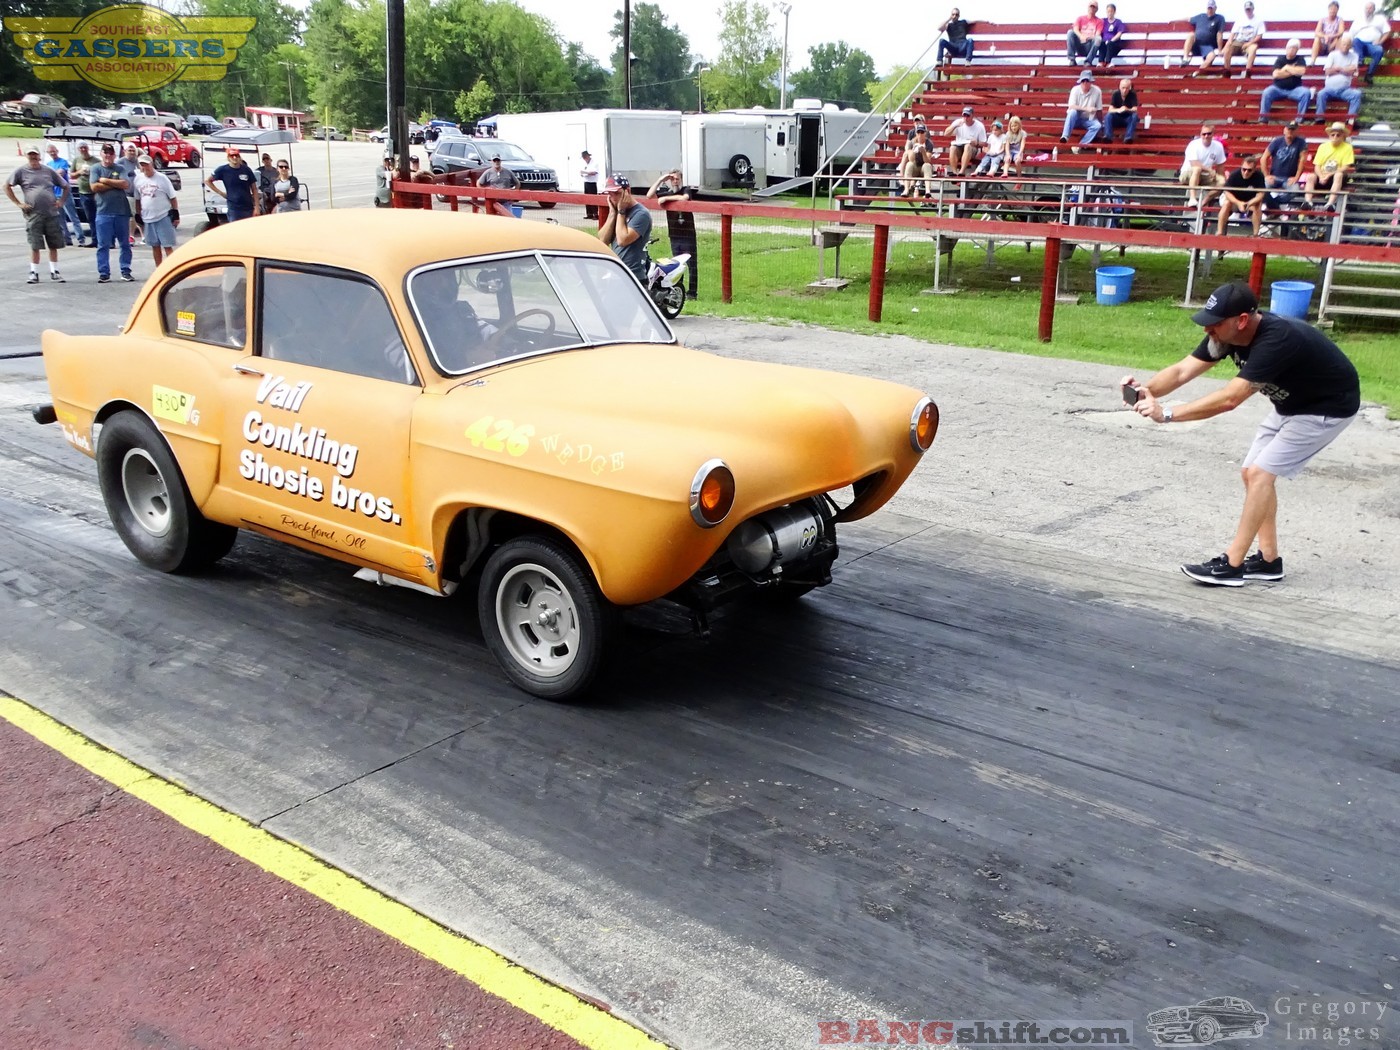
xmin=259 ymin=266 xmax=417 ymax=385
xmin=160 ymin=263 xmax=248 ymax=349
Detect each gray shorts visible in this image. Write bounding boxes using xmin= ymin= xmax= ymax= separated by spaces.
xmin=1242 ymin=407 xmax=1355 ymax=479
xmin=143 ymin=215 xmax=177 ymax=247
xmin=26 ymin=211 xmax=64 ymax=251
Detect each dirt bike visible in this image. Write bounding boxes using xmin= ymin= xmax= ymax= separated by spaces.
xmin=645 ymin=239 xmax=691 ymax=319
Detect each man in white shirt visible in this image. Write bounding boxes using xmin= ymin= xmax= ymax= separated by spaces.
xmin=1180 ymin=124 xmax=1227 ymax=207
xmin=1220 ymin=1 xmax=1266 ymax=77
xmin=580 ymin=149 xmax=599 ymax=219
xmin=1316 ymin=34 xmax=1364 ymax=117
xmin=1349 ymin=0 xmax=1392 ymax=83
xmin=944 ymin=107 xmax=987 ymax=175
xmin=131 ymin=154 xmax=179 ymax=265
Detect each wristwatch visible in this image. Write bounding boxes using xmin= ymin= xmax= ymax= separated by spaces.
xmin=1161 ymin=406 xmax=1174 ymax=423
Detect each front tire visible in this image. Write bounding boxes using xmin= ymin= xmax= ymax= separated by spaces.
xmin=477 ymin=537 xmax=615 ymax=700
xmin=96 ymin=412 xmax=237 ymax=573
xmin=538 ymin=200 xmax=557 ymax=210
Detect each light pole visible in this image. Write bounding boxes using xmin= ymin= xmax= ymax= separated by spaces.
xmin=279 ymin=60 xmax=295 ymax=114
xmin=778 ymin=3 xmax=792 ymax=109
xmin=696 ymin=66 xmax=710 ymax=113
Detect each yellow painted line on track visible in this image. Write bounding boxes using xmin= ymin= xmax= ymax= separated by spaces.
xmin=0 ymin=695 xmax=666 ymax=1050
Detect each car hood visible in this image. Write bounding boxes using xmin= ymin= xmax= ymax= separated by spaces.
xmin=433 ymin=343 xmax=927 ymax=511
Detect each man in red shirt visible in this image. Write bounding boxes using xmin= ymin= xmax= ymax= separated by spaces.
xmin=1067 ymin=1 xmax=1105 ymax=65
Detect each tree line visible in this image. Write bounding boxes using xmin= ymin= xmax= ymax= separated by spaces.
xmin=2 ymin=0 xmax=921 ymax=129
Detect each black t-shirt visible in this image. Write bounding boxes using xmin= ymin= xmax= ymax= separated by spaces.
xmin=1190 ymin=12 xmax=1225 ymax=44
xmin=1225 ymin=168 xmax=1266 ymax=192
xmin=1267 ymin=135 xmax=1307 ymax=180
xmin=946 ymin=17 xmax=971 ymax=43
xmin=1191 ymin=313 xmax=1360 ymax=417
xmin=1271 ymin=53 xmax=1304 ymax=91
xmin=1111 ymin=89 xmax=1139 ymax=110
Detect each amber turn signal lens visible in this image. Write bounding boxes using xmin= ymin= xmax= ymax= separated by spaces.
xmin=910 ymin=397 xmax=939 ymax=452
xmin=689 ymin=459 xmax=735 ymax=528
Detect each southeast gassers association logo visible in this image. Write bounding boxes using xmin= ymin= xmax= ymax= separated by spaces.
xmin=3 ymin=4 xmax=253 ymax=94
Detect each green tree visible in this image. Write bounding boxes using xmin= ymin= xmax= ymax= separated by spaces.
xmin=610 ymin=2 xmax=692 ymax=110
xmin=453 ymin=77 xmax=495 ymax=125
xmin=866 ymin=65 xmax=928 ymax=114
xmin=163 ymin=0 xmax=304 ymax=120
xmin=790 ymin=42 xmax=875 ymax=109
xmin=706 ymin=0 xmax=778 ymax=110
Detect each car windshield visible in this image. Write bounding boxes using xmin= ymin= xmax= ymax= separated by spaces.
xmin=409 ymin=252 xmax=671 ymax=375
xmin=484 ymin=142 xmax=532 ymax=162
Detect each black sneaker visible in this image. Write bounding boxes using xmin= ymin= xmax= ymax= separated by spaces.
xmin=1181 ymin=554 xmax=1245 ymax=587
xmin=98 ymin=274 xmax=110 ymax=283
xmin=121 ymin=271 xmax=134 ymax=282
xmin=1241 ymin=551 xmax=1284 ymax=581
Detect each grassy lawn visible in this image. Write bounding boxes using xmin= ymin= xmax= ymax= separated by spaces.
xmin=1 ymin=123 xmax=45 ymax=140
xmin=643 ymin=224 xmax=1400 ymax=416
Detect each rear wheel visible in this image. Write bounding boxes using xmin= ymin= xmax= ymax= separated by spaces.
xmin=187 ymin=150 xmax=200 ymax=168
xmin=96 ymin=412 xmax=237 ymax=573
xmin=538 ymin=200 xmax=557 ymax=210
xmin=477 ymin=537 xmax=615 ymax=700
xmin=655 ymin=283 xmax=685 ymax=319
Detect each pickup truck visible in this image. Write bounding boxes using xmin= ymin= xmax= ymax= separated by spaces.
xmin=95 ymin=102 xmax=180 ymax=129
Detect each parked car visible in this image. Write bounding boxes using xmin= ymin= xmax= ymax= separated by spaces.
xmin=94 ymin=102 xmax=177 ymax=129
xmin=431 ymin=137 xmax=558 ymax=207
xmin=32 ymin=211 xmax=939 ymax=700
xmin=68 ymin=106 xmax=101 ymax=126
xmin=371 ymin=123 xmax=425 ymax=144
xmin=185 ymin=114 xmax=220 ymax=135
xmin=1147 ymin=998 xmax=1269 ymax=1044
xmin=136 ymin=126 xmax=201 ymax=167
xmin=311 ymin=126 xmax=345 ymax=141
xmin=2 ymin=93 xmax=70 ymax=124
xmin=221 ymin=116 xmax=254 ymax=129
xmin=369 ymin=126 xmax=389 ymax=142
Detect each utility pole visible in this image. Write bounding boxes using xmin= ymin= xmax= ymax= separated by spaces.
xmin=387 ymin=0 xmax=408 ymax=184
xmin=778 ymin=3 xmax=792 ymax=109
xmin=697 ymin=66 xmax=710 ymax=113
xmin=279 ymin=60 xmax=295 ymax=114
xmin=623 ymin=0 xmax=632 ymax=109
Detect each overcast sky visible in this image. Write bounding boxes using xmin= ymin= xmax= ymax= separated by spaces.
xmin=512 ymin=0 xmax=1329 ymax=79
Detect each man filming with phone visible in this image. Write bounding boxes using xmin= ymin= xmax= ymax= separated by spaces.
xmin=1120 ymin=282 xmax=1359 ymax=587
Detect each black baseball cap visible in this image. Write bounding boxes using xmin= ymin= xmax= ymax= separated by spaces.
xmin=1192 ymin=282 xmax=1258 ymax=325
xmin=1285 ymin=120 xmax=1299 ymax=129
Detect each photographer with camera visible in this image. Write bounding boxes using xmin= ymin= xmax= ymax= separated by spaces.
xmin=1120 ymin=282 xmax=1359 ymax=587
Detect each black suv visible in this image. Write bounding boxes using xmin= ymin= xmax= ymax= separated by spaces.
xmin=430 ymin=137 xmax=558 ymax=208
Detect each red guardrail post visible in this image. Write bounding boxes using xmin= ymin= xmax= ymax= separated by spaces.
xmin=1039 ymin=236 xmax=1061 ymax=342
xmin=1248 ymin=252 xmax=1266 ymax=297
xmin=721 ymin=214 xmax=733 ymax=303
xmin=869 ymin=221 xmax=889 ymax=323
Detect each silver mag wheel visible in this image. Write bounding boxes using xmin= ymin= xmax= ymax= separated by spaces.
xmin=657 ymin=283 xmax=685 ymax=319
xmin=477 ymin=536 xmax=615 ymax=701
xmin=95 ymin=411 xmax=237 ymax=573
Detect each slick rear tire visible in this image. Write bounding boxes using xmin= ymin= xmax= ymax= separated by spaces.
xmin=477 ymin=536 xmax=615 ymax=701
xmin=187 ymin=150 xmax=200 ymax=168
xmin=96 ymin=412 xmax=237 ymax=573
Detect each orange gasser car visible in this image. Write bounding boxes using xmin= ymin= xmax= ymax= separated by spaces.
xmin=34 ymin=210 xmax=939 ymax=700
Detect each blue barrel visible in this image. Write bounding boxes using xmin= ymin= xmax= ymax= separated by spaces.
xmin=1095 ymin=266 xmax=1135 ymax=305
xmin=509 ymin=204 xmax=524 ymax=219
xmin=1270 ymin=280 xmax=1314 ymax=319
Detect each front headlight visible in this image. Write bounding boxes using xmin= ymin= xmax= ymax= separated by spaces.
xmin=689 ymin=458 xmax=735 ymax=528
xmin=910 ymin=396 xmax=939 ymax=452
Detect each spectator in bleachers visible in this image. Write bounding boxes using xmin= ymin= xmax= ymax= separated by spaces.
xmin=1003 ymin=115 xmax=1028 ymax=176
xmin=1180 ymin=123 xmax=1227 ymax=206
xmin=1349 ymin=1 xmax=1392 ymax=84
xmin=900 ymin=123 xmax=936 ymax=196
xmin=1215 ymin=154 xmax=1267 ymax=239
xmin=1060 ymin=70 xmax=1104 ymax=149
xmin=975 ymin=120 xmax=1008 ymax=174
xmin=1217 ymin=1 xmax=1266 ymax=77
xmin=937 ymin=8 xmax=975 ymax=65
xmin=944 ymin=107 xmax=987 ymax=175
xmin=1258 ymin=39 xmax=1311 ymax=121
xmin=1067 ymin=2 xmax=1105 ymax=64
xmin=1303 ymin=121 xmax=1355 ymax=209
xmin=1309 ymin=0 xmax=1343 ymax=65
xmin=1316 ymin=35 xmax=1364 ymax=119
xmin=1103 ymin=77 xmax=1140 ymax=142
xmin=1183 ymin=2 xmax=1226 ymax=69
xmin=1262 ymin=119 xmax=1308 ymax=206
xmin=1090 ymin=3 xmax=1128 ymax=67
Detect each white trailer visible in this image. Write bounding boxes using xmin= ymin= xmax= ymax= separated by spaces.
xmin=680 ymin=113 xmax=767 ymax=191
xmin=725 ymin=100 xmax=887 ymax=191
xmin=490 ymin=109 xmax=683 ymax=194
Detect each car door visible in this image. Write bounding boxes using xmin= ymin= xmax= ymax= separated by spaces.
xmin=216 ymin=262 xmax=435 ymax=582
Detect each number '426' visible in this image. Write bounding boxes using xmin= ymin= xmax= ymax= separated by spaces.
xmin=465 ymin=416 xmax=534 ymax=456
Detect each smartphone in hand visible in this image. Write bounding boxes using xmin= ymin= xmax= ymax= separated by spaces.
xmin=1121 ymin=382 xmax=1141 ymax=406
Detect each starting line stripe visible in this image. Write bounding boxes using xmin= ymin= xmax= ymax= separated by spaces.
xmin=0 ymin=695 xmax=665 ymax=1050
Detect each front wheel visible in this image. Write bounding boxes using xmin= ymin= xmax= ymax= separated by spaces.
xmin=96 ymin=412 xmax=237 ymax=573
xmin=538 ymin=200 xmax=557 ymax=210
xmin=477 ymin=537 xmax=615 ymax=700
xmin=654 ymin=282 xmax=685 ymax=319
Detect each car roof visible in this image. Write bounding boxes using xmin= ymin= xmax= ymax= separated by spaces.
xmin=204 ymin=127 xmax=298 ymax=146
xmin=186 ymin=210 xmax=614 ymax=278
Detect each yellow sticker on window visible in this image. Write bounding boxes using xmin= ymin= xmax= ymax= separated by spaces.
xmin=153 ymin=385 xmax=196 ymax=425
xmin=176 ymin=310 xmax=196 ymax=335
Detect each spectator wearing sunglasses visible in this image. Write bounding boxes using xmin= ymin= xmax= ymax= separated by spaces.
xmin=270 ymin=160 xmax=300 ymax=213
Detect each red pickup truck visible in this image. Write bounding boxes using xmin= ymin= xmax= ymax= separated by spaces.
xmin=131 ymin=126 xmax=201 ymax=168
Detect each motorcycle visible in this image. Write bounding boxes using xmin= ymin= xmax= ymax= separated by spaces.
xmin=645 ymin=239 xmax=691 ymax=319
